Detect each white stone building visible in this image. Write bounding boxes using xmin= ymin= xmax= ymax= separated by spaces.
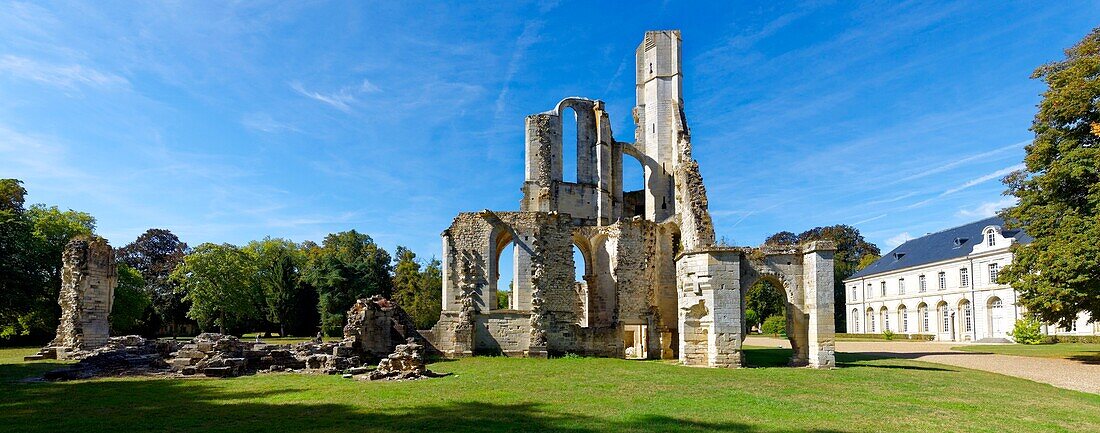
xmin=844 ymin=217 xmax=1098 ymax=342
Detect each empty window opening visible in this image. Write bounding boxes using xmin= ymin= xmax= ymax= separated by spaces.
xmin=495 ymin=242 xmax=516 ymax=310
xmin=562 ymin=107 xmax=578 ymax=183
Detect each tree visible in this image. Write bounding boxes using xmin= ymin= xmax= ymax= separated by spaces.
xmin=0 ymin=179 xmax=38 ymax=338
xmin=746 ymin=279 xmax=786 ymax=319
xmin=302 ymin=231 xmax=393 ymax=336
xmin=762 ymin=225 xmax=881 ymax=331
xmin=1001 ymin=27 xmax=1100 ymax=328
xmin=111 ymin=264 xmax=151 ymax=335
xmin=21 ymin=204 xmax=96 ymax=336
xmin=117 ymin=229 xmax=190 ymax=335
xmin=246 ymin=238 xmax=305 ymax=337
xmin=170 ymin=243 xmax=260 ymax=334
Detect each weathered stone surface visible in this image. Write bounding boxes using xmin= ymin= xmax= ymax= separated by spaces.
xmin=30 ymin=236 xmax=118 ymax=361
xmin=368 ymin=339 xmax=444 ymax=381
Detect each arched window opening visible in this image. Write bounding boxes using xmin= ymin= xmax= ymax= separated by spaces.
xmin=562 ymin=107 xmax=578 ymax=183
xmin=938 ymin=302 xmax=950 ymax=333
xmin=986 ymin=229 xmax=996 ymax=247
xmin=961 ymin=300 xmax=972 ymax=333
xmin=494 ymin=242 xmax=516 ymax=310
xmin=881 ymin=307 xmax=890 ymax=332
xmin=918 ymin=303 xmax=929 ymax=333
xmin=851 ymin=308 xmax=859 ymax=333
xmin=866 ymin=308 xmax=876 ymax=333
xmin=622 ymin=156 xmax=646 ymax=218
xmin=899 ymin=305 xmax=908 ymax=333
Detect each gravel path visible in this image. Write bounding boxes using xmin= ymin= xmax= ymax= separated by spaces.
xmin=745 ymin=336 xmax=1100 ymax=394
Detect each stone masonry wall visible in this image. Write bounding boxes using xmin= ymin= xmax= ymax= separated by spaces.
xmin=51 ymin=236 xmax=117 ymax=357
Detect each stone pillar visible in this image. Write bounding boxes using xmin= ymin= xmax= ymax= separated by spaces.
xmin=51 ymin=236 xmax=117 ymax=358
xmin=676 ymin=249 xmax=742 ymax=368
xmin=801 ymin=241 xmax=837 ymax=368
xmin=522 ymin=113 xmax=561 ymax=212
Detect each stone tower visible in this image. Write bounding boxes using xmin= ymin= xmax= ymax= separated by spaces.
xmin=49 ymin=236 xmax=117 ymax=358
xmin=634 ymin=30 xmax=682 ymax=222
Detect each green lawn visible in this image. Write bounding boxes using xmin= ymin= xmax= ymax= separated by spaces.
xmin=952 ymin=343 xmax=1100 ymax=364
xmin=2 ymin=346 xmax=1098 ymax=433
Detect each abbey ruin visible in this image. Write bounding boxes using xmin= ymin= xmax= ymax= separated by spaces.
xmin=424 ymin=30 xmax=837 ymax=368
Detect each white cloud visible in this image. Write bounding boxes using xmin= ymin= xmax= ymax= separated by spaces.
xmin=942 ymin=164 xmax=1024 ymax=195
xmin=957 ymin=197 xmax=1018 ymax=219
xmin=359 ymin=79 xmax=381 ymax=93
xmin=290 ymin=81 xmax=356 ymax=112
xmin=0 ymin=55 xmax=128 ymax=90
xmin=495 ymin=20 xmax=543 ymax=117
xmin=886 ymin=232 xmax=912 ymax=248
xmin=241 ymin=112 xmax=299 ymax=133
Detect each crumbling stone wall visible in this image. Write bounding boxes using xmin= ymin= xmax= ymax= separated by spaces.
xmin=46 ymin=236 xmax=117 ymax=359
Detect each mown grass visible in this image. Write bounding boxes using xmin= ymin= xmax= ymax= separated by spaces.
xmin=2 ymin=346 xmax=1098 ymax=433
xmin=952 ymin=343 xmax=1100 ymax=364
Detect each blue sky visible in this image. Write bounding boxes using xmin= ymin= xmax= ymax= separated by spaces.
xmin=2 ymin=1 xmax=1097 ymax=266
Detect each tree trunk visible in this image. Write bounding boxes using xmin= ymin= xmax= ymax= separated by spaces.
xmin=219 ymin=311 xmax=226 ymax=335
xmin=280 ymin=323 xmax=286 ymax=338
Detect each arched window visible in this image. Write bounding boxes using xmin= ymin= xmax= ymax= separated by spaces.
xmin=851 ymin=308 xmax=859 ymax=333
xmin=986 ymin=229 xmax=996 ymax=247
xmin=867 ymin=308 xmax=876 ymax=333
xmin=881 ymin=307 xmax=890 ymax=332
xmin=918 ymin=303 xmax=929 ymax=333
xmin=961 ymin=300 xmax=972 ymax=333
xmin=898 ymin=305 xmax=908 ymax=333
xmin=561 ymin=107 xmax=578 ymax=183
xmin=939 ymin=302 xmax=950 ymax=333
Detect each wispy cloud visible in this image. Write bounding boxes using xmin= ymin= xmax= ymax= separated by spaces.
xmin=495 ymin=20 xmax=543 ymax=117
xmin=886 ymin=232 xmax=912 ymax=248
xmin=957 ymin=197 xmax=1017 ymax=219
xmin=290 ymin=78 xmax=382 ymax=113
xmin=894 ymin=140 xmax=1027 ymax=185
xmin=241 ymin=112 xmax=299 ymax=133
xmin=942 ymin=164 xmax=1024 ymax=195
xmin=853 ymin=214 xmax=888 ymax=225
xmin=0 ymin=55 xmax=128 ymax=90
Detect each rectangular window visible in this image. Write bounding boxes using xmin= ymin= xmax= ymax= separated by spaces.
xmin=960 ymin=268 xmax=969 ymax=287
xmin=880 ymin=281 xmax=886 ymax=297
xmin=866 ymin=284 xmax=872 ymax=299
xmin=989 ymin=263 xmax=999 ymax=284
xmin=938 ymin=272 xmax=946 ymax=290
xmin=898 ymin=278 xmax=906 ymax=295
xmin=918 ymin=275 xmax=927 ymax=293
xmin=987 ymin=232 xmax=995 ymax=247
xmin=851 ymin=286 xmax=857 ymax=300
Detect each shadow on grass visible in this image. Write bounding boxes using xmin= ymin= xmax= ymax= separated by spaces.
xmin=743 ymin=347 xmax=953 ymax=372
xmin=0 ymin=372 xmax=855 ymax=433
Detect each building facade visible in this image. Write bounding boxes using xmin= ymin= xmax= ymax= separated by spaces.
xmin=844 ymin=217 xmax=1098 ymax=342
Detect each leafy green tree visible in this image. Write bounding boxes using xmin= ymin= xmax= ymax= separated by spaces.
xmin=302 ymin=231 xmax=393 ymax=336
xmin=19 ymin=204 xmax=96 ymax=336
xmin=170 ymin=243 xmax=260 ymax=334
xmin=390 ymin=246 xmax=444 ymax=329
xmin=116 ymin=229 xmax=190 ymax=336
xmin=761 ymin=315 xmax=786 ymax=336
xmin=857 ymin=253 xmax=880 ymax=271
xmin=1001 ymin=27 xmax=1100 ymax=328
xmin=744 ymin=309 xmax=760 ymax=331
xmin=746 ymin=279 xmax=786 ymax=319
xmin=0 ymin=179 xmax=38 ymax=338
xmin=110 ymin=264 xmax=151 ymax=334
xmin=246 ymin=238 xmax=305 ymax=337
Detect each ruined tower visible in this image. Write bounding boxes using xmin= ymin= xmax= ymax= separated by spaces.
xmin=427 ymin=31 xmax=836 ymax=369
xmin=38 ymin=236 xmax=117 ymax=360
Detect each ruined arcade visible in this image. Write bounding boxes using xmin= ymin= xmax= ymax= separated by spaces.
xmin=426 ymin=30 xmax=837 ymax=368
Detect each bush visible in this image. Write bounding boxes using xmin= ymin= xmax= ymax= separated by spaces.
xmin=1011 ymin=317 xmax=1044 ymax=344
xmin=744 ymin=309 xmax=760 ymax=330
xmin=761 ymin=315 xmax=786 ymax=336
xmin=882 ymin=329 xmax=895 ymax=341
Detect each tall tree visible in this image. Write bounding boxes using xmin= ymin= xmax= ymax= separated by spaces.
xmin=110 ymin=264 xmax=151 ymax=335
xmin=170 ymin=243 xmax=260 ymax=334
xmin=302 ymin=230 xmax=393 ymax=335
xmin=391 ymin=247 xmax=443 ymax=329
xmin=1001 ymin=27 xmax=1100 ymax=328
xmin=246 ymin=238 xmax=305 ymax=337
xmin=22 ymin=204 xmax=96 ymax=336
xmin=0 ymin=179 xmax=38 ymax=338
xmin=763 ymin=225 xmax=880 ymax=331
xmin=117 ymin=229 xmax=190 ymax=335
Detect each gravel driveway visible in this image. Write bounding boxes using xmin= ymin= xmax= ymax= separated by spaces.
xmin=745 ymin=336 xmax=1100 ymax=394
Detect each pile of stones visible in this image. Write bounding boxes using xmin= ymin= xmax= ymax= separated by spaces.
xmin=367 ymin=338 xmax=443 ymax=381
xmin=42 ymin=335 xmax=177 ymax=380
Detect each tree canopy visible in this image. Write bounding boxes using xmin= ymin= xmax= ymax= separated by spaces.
xmin=117 ymin=228 xmax=190 ymax=334
xmin=302 ymin=230 xmax=393 ymax=335
xmin=171 ymin=243 xmax=260 ymax=334
xmin=1001 ymin=27 xmax=1100 ymax=328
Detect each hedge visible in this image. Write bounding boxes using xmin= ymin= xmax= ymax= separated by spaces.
xmin=837 ymin=333 xmax=935 ymax=341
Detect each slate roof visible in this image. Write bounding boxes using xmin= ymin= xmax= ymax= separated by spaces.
xmin=847 ymin=216 xmax=1033 ymax=281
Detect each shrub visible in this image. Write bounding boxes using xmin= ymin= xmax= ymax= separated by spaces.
xmin=761 ymin=315 xmax=786 ymax=336
xmin=744 ymin=309 xmax=760 ymax=331
xmin=882 ymin=329 xmax=895 ymax=341
xmin=1011 ymin=317 xmax=1044 ymax=344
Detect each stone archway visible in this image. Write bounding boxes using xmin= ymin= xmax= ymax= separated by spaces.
xmin=742 ymin=271 xmax=810 ymax=366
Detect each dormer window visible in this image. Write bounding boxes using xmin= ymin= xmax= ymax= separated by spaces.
xmin=893 ymin=252 xmax=905 ymax=260
xmin=953 ymin=237 xmax=968 ymax=247
xmin=986 ymin=229 xmax=996 ymax=247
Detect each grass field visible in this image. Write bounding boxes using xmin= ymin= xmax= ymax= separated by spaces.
xmin=2 ymin=346 xmax=1098 ymax=433
xmin=952 ymin=343 xmax=1100 ymax=364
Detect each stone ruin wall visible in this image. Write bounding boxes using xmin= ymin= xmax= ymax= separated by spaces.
xmin=51 ymin=236 xmax=117 ymax=358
